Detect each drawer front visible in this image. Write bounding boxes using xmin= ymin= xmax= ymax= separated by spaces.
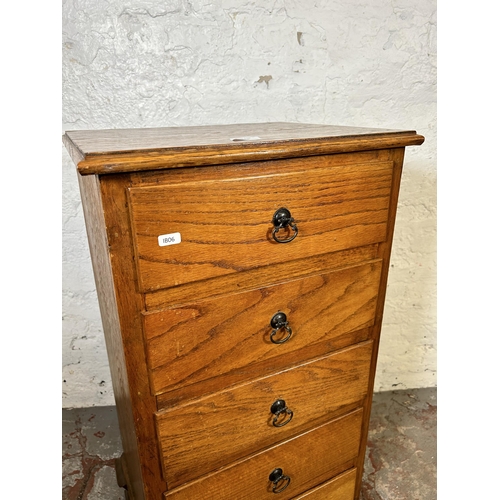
xmin=292 ymin=469 xmax=357 ymax=499
xmin=128 ymin=160 xmax=393 ymax=292
xmin=144 ymin=261 xmax=381 ymax=396
xmin=163 ymin=410 xmax=362 ymax=499
xmin=155 ymin=341 xmax=372 ymax=487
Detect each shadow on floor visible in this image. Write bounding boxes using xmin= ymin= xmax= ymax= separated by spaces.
xmin=62 ymin=387 xmax=436 ymax=500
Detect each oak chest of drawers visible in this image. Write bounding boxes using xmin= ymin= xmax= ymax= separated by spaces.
xmin=63 ymin=122 xmax=424 ymax=500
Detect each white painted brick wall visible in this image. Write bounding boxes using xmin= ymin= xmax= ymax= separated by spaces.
xmin=62 ymin=0 xmax=436 ymax=407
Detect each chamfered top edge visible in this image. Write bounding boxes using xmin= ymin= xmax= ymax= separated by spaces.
xmin=62 ymin=122 xmax=424 ymax=175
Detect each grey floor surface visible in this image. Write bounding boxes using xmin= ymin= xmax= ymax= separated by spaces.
xmin=62 ymin=387 xmax=436 ymax=500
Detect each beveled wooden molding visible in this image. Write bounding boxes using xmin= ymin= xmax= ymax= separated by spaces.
xmin=65 ymin=132 xmax=424 ymax=175
xmin=62 ymin=133 xmax=85 ymax=165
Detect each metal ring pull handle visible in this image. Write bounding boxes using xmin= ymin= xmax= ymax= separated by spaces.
xmin=270 ymin=399 xmax=294 ymax=427
xmin=269 ymin=468 xmax=291 ymax=494
xmin=272 ymin=207 xmax=298 ymax=244
xmin=270 ymin=312 xmax=293 ymax=344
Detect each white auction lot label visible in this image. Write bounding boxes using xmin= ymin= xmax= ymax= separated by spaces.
xmin=158 ymin=232 xmax=181 ymax=247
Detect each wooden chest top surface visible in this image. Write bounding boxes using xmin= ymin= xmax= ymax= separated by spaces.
xmin=62 ymin=122 xmax=424 ymax=175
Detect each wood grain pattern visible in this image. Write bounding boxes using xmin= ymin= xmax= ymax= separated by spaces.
xmin=155 ymin=341 xmax=372 ymax=488
xmin=77 ymin=174 xmax=144 ymax=500
xmin=293 ymin=468 xmax=357 ymax=499
xmin=129 ymin=148 xmax=395 ymax=187
xmin=62 ymin=122 xmax=423 ymax=175
xmin=144 ymin=260 xmax=382 ymax=396
xmin=128 ymin=159 xmax=393 ymax=292
xmin=63 ymin=122 xmax=424 ymax=500
xmin=162 ymin=410 xmax=362 ymax=499
xmin=155 ymin=328 xmax=372 ymax=410
xmin=139 ymin=151 xmax=391 ymax=311
xmin=144 ymin=243 xmax=378 ymax=311
xmin=63 ymin=133 xmax=85 ymax=166
xmin=65 ymin=122 xmax=417 ymax=155
xmin=97 ymin=174 xmax=167 ymax=498
xmin=353 ymin=147 xmax=407 ymax=499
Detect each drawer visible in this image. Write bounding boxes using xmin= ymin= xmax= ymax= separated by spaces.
xmin=163 ymin=409 xmax=362 ymax=499
xmin=292 ymin=468 xmax=357 ymax=499
xmin=128 ymin=160 xmax=393 ymax=292
xmin=155 ymin=341 xmax=372 ymax=487
xmin=144 ymin=261 xmax=382 ymax=396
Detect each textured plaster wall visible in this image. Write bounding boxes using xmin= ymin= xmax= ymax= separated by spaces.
xmin=62 ymin=0 xmax=436 ymax=407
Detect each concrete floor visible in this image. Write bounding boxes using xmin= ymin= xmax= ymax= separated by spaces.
xmin=62 ymin=387 xmax=436 ymax=500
